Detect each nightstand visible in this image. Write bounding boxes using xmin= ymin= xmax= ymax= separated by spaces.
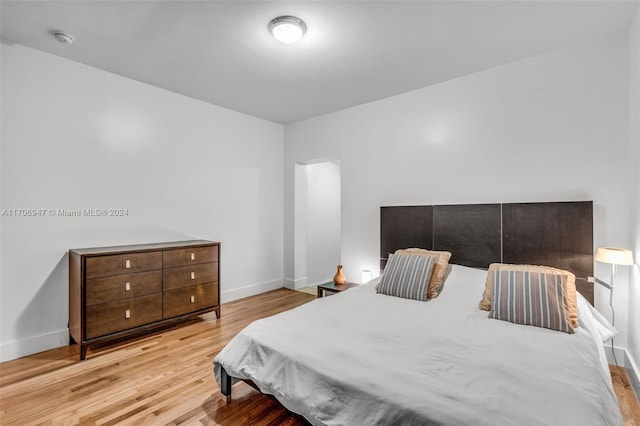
xmin=316 ymin=282 xmax=359 ymax=298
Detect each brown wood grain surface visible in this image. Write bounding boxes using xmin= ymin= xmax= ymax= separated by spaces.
xmin=85 ymin=251 xmax=163 ymax=279
xmin=86 ymin=270 xmax=162 ymax=306
xmin=85 ymin=293 xmax=163 ymax=339
xmin=163 ymin=262 xmax=218 ymax=291
xmin=1 ymin=289 xmax=313 ymax=425
xmin=163 ymin=283 xmax=218 ymax=319
xmin=70 ymin=241 xmax=221 ymax=360
xmin=611 ymin=365 xmax=640 ymax=426
xmin=163 ymin=245 xmax=219 ymax=269
xmin=380 ymin=201 xmax=595 ymax=304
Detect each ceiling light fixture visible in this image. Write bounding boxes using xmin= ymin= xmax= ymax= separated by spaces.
xmin=268 ymin=16 xmax=306 ymax=44
xmin=52 ymin=31 xmax=75 ymax=45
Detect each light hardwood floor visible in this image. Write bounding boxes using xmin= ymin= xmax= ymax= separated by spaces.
xmin=0 ymin=289 xmax=313 ymax=425
xmin=0 ymin=288 xmax=638 ymax=425
xmin=612 ymin=365 xmax=640 ymax=426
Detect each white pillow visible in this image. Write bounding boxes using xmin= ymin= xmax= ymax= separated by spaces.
xmin=576 ymin=293 xmax=617 ymax=342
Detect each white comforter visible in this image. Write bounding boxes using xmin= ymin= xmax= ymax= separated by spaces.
xmin=214 ymin=265 xmax=622 ymax=426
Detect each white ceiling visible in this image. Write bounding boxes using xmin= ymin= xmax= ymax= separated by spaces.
xmin=1 ymin=1 xmax=637 ymax=124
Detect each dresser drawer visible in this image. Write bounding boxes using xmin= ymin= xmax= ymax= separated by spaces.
xmin=86 ymin=270 xmax=162 ymax=306
xmin=163 ymin=283 xmax=217 ymax=319
xmin=163 ymin=245 xmax=218 ymax=268
xmin=163 ymin=262 xmax=217 ymax=291
xmin=86 ymin=252 xmax=162 ymax=279
xmin=85 ymin=293 xmax=162 ymax=339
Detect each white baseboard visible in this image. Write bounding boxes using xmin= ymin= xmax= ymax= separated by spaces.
xmin=604 ymin=343 xmax=627 ymax=366
xmin=0 ymin=329 xmax=69 ymax=363
xmin=220 ymin=278 xmax=284 ymax=303
xmin=625 ymin=351 xmax=640 ymax=400
xmin=283 ymin=277 xmax=308 ymax=290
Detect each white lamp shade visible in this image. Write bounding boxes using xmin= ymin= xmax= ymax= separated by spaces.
xmin=595 ymin=247 xmax=634 ymax=265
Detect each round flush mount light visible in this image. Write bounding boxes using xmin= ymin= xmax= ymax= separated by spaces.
xmin=268 ymin=15 xmax=306 ymax=44
xmin=52 ymin=31 xmax=75 ymax=45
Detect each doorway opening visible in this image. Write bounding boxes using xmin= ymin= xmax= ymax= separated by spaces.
xmin=294 ymin=160 xmax=341 ymax=291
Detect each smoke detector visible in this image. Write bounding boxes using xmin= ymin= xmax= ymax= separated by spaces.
xmin=52 ymin=31 xmax=75 ymax=45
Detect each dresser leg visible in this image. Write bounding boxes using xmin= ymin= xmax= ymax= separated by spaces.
xmin=215 ymin=306 xmax=221 ymax=319
xmin=80 ymin=344 xmax=88 ymax=361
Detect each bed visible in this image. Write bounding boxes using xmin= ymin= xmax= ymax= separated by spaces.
xmin=213 ymin=201 xmax=623 ymax=425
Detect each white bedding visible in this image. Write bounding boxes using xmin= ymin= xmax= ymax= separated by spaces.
xmin=214 ymin=265 xmax=622 ymax=425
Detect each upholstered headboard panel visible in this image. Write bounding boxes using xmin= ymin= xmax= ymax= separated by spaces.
xmin=380 ymin=201 xmax=594 ymax=304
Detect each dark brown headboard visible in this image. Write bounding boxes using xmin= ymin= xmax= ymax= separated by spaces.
xmin=380 ymin=201 xmax=594 ymax=304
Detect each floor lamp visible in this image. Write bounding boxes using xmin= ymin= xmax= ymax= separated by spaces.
xmin=595 ymin=246 xmax=635 ymax=365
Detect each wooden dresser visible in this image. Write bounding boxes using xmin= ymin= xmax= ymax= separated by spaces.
xmin=69 ymin=240 xmax=220 ymax=360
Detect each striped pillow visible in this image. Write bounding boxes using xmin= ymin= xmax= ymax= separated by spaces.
xmin=395 ymin=249 xmax=451 ymax=298
xmin=376 ymin=254 xmax=437 ymax=301
xmin=479 ymin=263 xmax=578 ymax=329
xmin=490 ymin=270 xmax=574 ymax=334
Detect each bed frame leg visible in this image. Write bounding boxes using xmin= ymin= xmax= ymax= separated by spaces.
xmin=220 ymin=366 xmax=232 ymax=402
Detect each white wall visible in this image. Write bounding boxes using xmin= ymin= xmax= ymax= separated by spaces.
xmin=284 ymin=32 xmax=632 ymax=348
xmin=0 ymin=42 xmax=284 ymax=361
xmin=627 ymin=4 xmax=640 ymax=386
xmin=306 ymin=162 xmax=341 ymax=286
xmin=291 ymin=163 xmax=308 ymax=289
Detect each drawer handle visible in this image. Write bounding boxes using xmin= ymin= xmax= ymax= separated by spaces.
xmin=125 ymin=282 xmax=131 ymax=291
xmin=125 ymin=259 xmax=131 ymax=269
xmin=190 ymin=295 xmax=195 ymax=303
xmin=191 ymin=252 xmax=195 ymax=261
xmin=190 ymin=271 xmax=195 ymax=280
xmin=125 ymin=309 xmax=131 ymax=319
